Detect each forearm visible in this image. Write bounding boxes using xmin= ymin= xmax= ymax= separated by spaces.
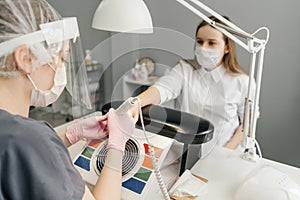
xmin=137 ymin=86 xmax=161 ymax=107
xmin=92 ymin=149 xmax=123 ymax=200
xmin=224 ymin=124 xmax=243 ymax=150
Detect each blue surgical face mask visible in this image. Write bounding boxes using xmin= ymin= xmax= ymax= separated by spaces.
xmin=195 ymin=46 xmax=222 ymax=70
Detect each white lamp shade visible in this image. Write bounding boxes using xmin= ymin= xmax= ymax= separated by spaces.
xmin=92 ymin=0 xmax=153 ymax=33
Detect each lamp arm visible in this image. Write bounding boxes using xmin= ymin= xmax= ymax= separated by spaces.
xmin=241 ymin=48 xmax=265 ymax=161
xmin=175 ymin=0 xmax=249 ymax=51
xmin=189 ymin=0 xmax=249 ymax=35
xmin=214 ymin=26 xmax=250 ymax=51
xmin=251 ymin=45 xmax=266 ymax=141
xmin=175 ymin=0 xmax=266 ymax=52
xmin=242 ymin=51 xmax=257 ymax=146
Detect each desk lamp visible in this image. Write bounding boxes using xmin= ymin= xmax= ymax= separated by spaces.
xmin=92 ymin=0 xmax=153 ymax=33
xmin=173 ymin=0 xmax=270 ymax=161
xmin=92 ymin=0 xmax=269 ymax=161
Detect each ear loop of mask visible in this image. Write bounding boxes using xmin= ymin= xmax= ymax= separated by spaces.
xmin=26 ymin=63 xmax=56 ymax=90
xmin=47 ymin=63 xmax=56 ymax=72
xmin=26 ymin=74 xmax=38 ymax=90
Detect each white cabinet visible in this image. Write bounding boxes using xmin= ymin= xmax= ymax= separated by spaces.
xmin=122 ymin=71 xmax=174 ymax=108
xmin=122 ymin=74 xmax=156 ymax=98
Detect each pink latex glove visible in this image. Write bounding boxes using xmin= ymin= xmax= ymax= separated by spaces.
xmin=107 ymin=108 xmax=135 ymax=153
xmin=66 ymin=115 xmax=108 ymax=144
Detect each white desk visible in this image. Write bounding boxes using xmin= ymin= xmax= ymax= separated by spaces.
xmin=58 ymin=118 xmax=300 ymax=199
xmin=190 ymin=146 xmax=300 ymax=199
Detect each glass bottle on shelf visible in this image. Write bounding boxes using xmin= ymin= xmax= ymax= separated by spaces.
xmin=85 ymin=49 xmax=93 ymax=71
xmin=140 ymin=63 xmax=148 ymax=82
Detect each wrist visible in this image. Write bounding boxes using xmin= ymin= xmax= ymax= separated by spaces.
xmin=106 ymin=141 xmax=126 ymax=155
xmin=104 ymin=148 xmax=123 ymax=172
xmin=66 ymin=124 xmax=81 ymax=144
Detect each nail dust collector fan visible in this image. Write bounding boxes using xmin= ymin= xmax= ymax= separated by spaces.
xmin=73 ymin=101 xmax=213 ymax=200
xmin=102 ymin=101 xmax=214 ymax=175
xmin=73 ymin=123 xmax=174 ymax=200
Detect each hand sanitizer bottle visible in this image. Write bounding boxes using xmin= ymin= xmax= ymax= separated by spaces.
xmin=85 ymin=49 xmax=92 ymax=66
xmin=140 ymin=63 xmax=148 ymax=82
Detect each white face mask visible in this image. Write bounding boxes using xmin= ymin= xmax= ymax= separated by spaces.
xmin=195 ymin=46 xmax=222 ymax=70
xmin=27 ymin=63 xmax=67 ymax=107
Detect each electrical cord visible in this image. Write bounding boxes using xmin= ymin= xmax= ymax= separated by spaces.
xmin=251 ymin=27 xmax=270 ymax=43
xmin=255 ymin=139 xmax=263 ymax=158
xmin=136 ymin=98 xmax=171 ymax=200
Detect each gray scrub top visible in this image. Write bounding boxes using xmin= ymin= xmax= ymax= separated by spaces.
xmin=0 ymin=109 xmax=84 ymax=200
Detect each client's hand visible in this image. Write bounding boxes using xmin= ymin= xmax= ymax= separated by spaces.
xmin=107 ymin=108 xmax=135 ymax=153
xmin=66 ymin=115 xmax=108 ymax=144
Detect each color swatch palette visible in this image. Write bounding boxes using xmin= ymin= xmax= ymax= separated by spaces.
xmin=73 ymin=129 xmax=173 ymax=200
xmin=121 ymin=143 xmax=163 ymax=194
xmin=73 ymin=140 xmax=163 ymax=195
xmin=73 ymin=139 xmax=103 ymax=172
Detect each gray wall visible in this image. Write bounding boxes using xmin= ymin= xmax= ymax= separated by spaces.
xmin=46 ymin=0 xmax=114 ymax=101
xmin=47 ymin=0 xmax=109 ymax=51
xmin=49 ymin=0 xmax=300 ymax=167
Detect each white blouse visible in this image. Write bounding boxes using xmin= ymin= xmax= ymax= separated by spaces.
xmin=154 ymin=60 xmax=256 ymax=155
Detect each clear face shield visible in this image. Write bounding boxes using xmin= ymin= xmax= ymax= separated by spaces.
xmin=65 ymin=37 xmax=93 ymax=111
xmin=41 ymin=17 xmax=92 ymax=110
xmin=0 ymin=17 xmax=92 ymax=110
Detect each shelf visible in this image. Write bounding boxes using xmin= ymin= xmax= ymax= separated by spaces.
xmin=123 ymin=75 xmax=159 ymax=86
xmin=122 ymin=73 xmax=174 ymax=108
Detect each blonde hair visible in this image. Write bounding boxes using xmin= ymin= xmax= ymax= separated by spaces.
xmin=196 ymin=16 xmax=246 ymax=75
